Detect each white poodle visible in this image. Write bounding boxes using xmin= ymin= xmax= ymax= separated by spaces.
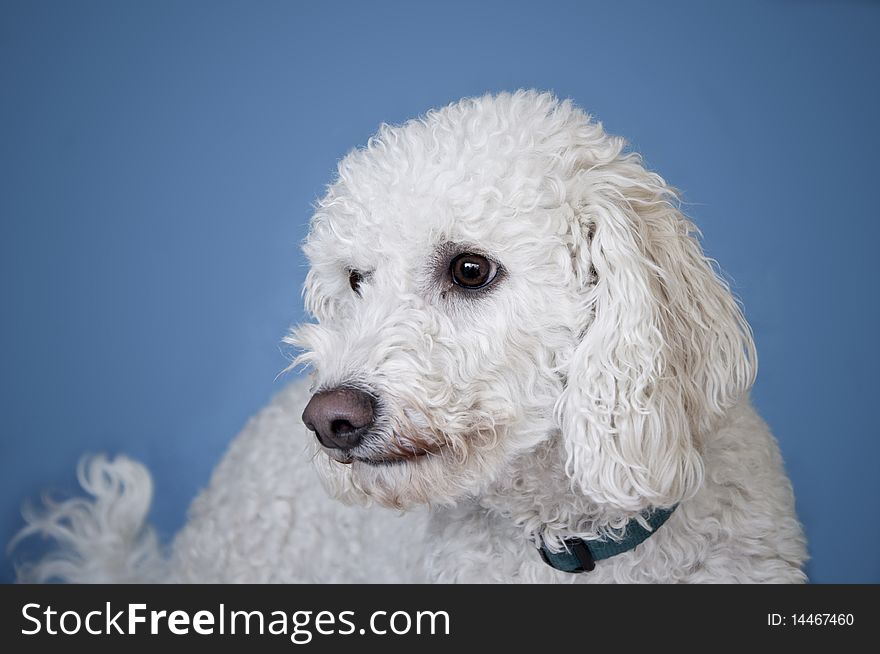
xmin=12 ymin=90 xmax=807 ymax=583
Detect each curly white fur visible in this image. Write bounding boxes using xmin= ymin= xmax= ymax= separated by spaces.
xmin=9 ymin=456 xmax=165 ymax=582
xmin=11 ymin=91 xmax=806 ymax=583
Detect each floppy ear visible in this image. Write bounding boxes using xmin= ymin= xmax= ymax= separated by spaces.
xmin=556 ymin=149 xmax=756 ymax=513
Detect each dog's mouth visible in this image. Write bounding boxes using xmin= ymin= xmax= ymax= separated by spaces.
xmin=325 ymin=434 xmax=441 ymax=467
xmin=331 ymin=452 xmax=427 ymax=467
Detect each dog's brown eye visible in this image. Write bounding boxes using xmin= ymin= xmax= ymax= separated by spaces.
xmin=349 ymin=269 xmax=363 ymax=294
xmin=450 ymin=253 xmax=497 ymax=289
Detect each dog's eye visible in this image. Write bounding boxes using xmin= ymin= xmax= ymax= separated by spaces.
xmin=348 ymin=269 xmax=364 ymax=294
xmin=450 ymin=253 xmax=498 ymax=289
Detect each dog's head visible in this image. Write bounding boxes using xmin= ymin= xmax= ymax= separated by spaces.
xmin=288 ymin=91 xmax=755 ymax=512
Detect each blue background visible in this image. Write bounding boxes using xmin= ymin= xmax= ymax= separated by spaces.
xmin=2 ymin=0 xmax=878 ymax=583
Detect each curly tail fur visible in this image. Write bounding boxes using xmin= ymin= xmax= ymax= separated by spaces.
xmin=8 ymin=455 xmax=166 ymax=583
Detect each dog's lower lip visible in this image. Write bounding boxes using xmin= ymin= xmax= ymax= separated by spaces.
xmin=353 ymin=451 xmax=428 ymax=466
xmin=355 ymin=458 xmax=404 ymax=466
xmin=325 ymin=451 xmax=416 ymax=466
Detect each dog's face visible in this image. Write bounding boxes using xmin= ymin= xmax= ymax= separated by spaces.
xmin=290 ymin=91 xmax=755 ymax=511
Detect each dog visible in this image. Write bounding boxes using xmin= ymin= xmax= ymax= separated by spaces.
xmin=11 ymin=90 xmax=807 ymax=583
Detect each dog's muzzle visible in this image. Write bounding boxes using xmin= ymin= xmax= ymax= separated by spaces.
xmin=302 ymin=387 xmax=375 ymax=451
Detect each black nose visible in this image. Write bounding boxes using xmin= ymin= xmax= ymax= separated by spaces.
xmin=302 ymin=387 xmax=375 ymax=450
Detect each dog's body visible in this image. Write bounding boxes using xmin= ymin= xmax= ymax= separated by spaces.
xmin=13 ymin=91 xmax=807 ymax=583
xmin=165 ymin=380 xmax=804 ymax=583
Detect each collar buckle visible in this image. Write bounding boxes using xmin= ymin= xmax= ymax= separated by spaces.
xmin=538 ymin=538 xmax=596 ymax=573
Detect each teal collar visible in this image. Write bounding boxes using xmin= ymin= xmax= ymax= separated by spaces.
xmin=538 ymin=507 xmax=677 ymax=573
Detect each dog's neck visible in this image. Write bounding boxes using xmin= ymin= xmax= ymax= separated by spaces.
xmin=478 ymin=435 xmax=650 ymax=549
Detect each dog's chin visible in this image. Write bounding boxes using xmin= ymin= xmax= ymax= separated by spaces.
xmin=314 ymin=424 xmax=528 ymax=509
xmin=317 ymin=445 xmax=477 ymax=510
